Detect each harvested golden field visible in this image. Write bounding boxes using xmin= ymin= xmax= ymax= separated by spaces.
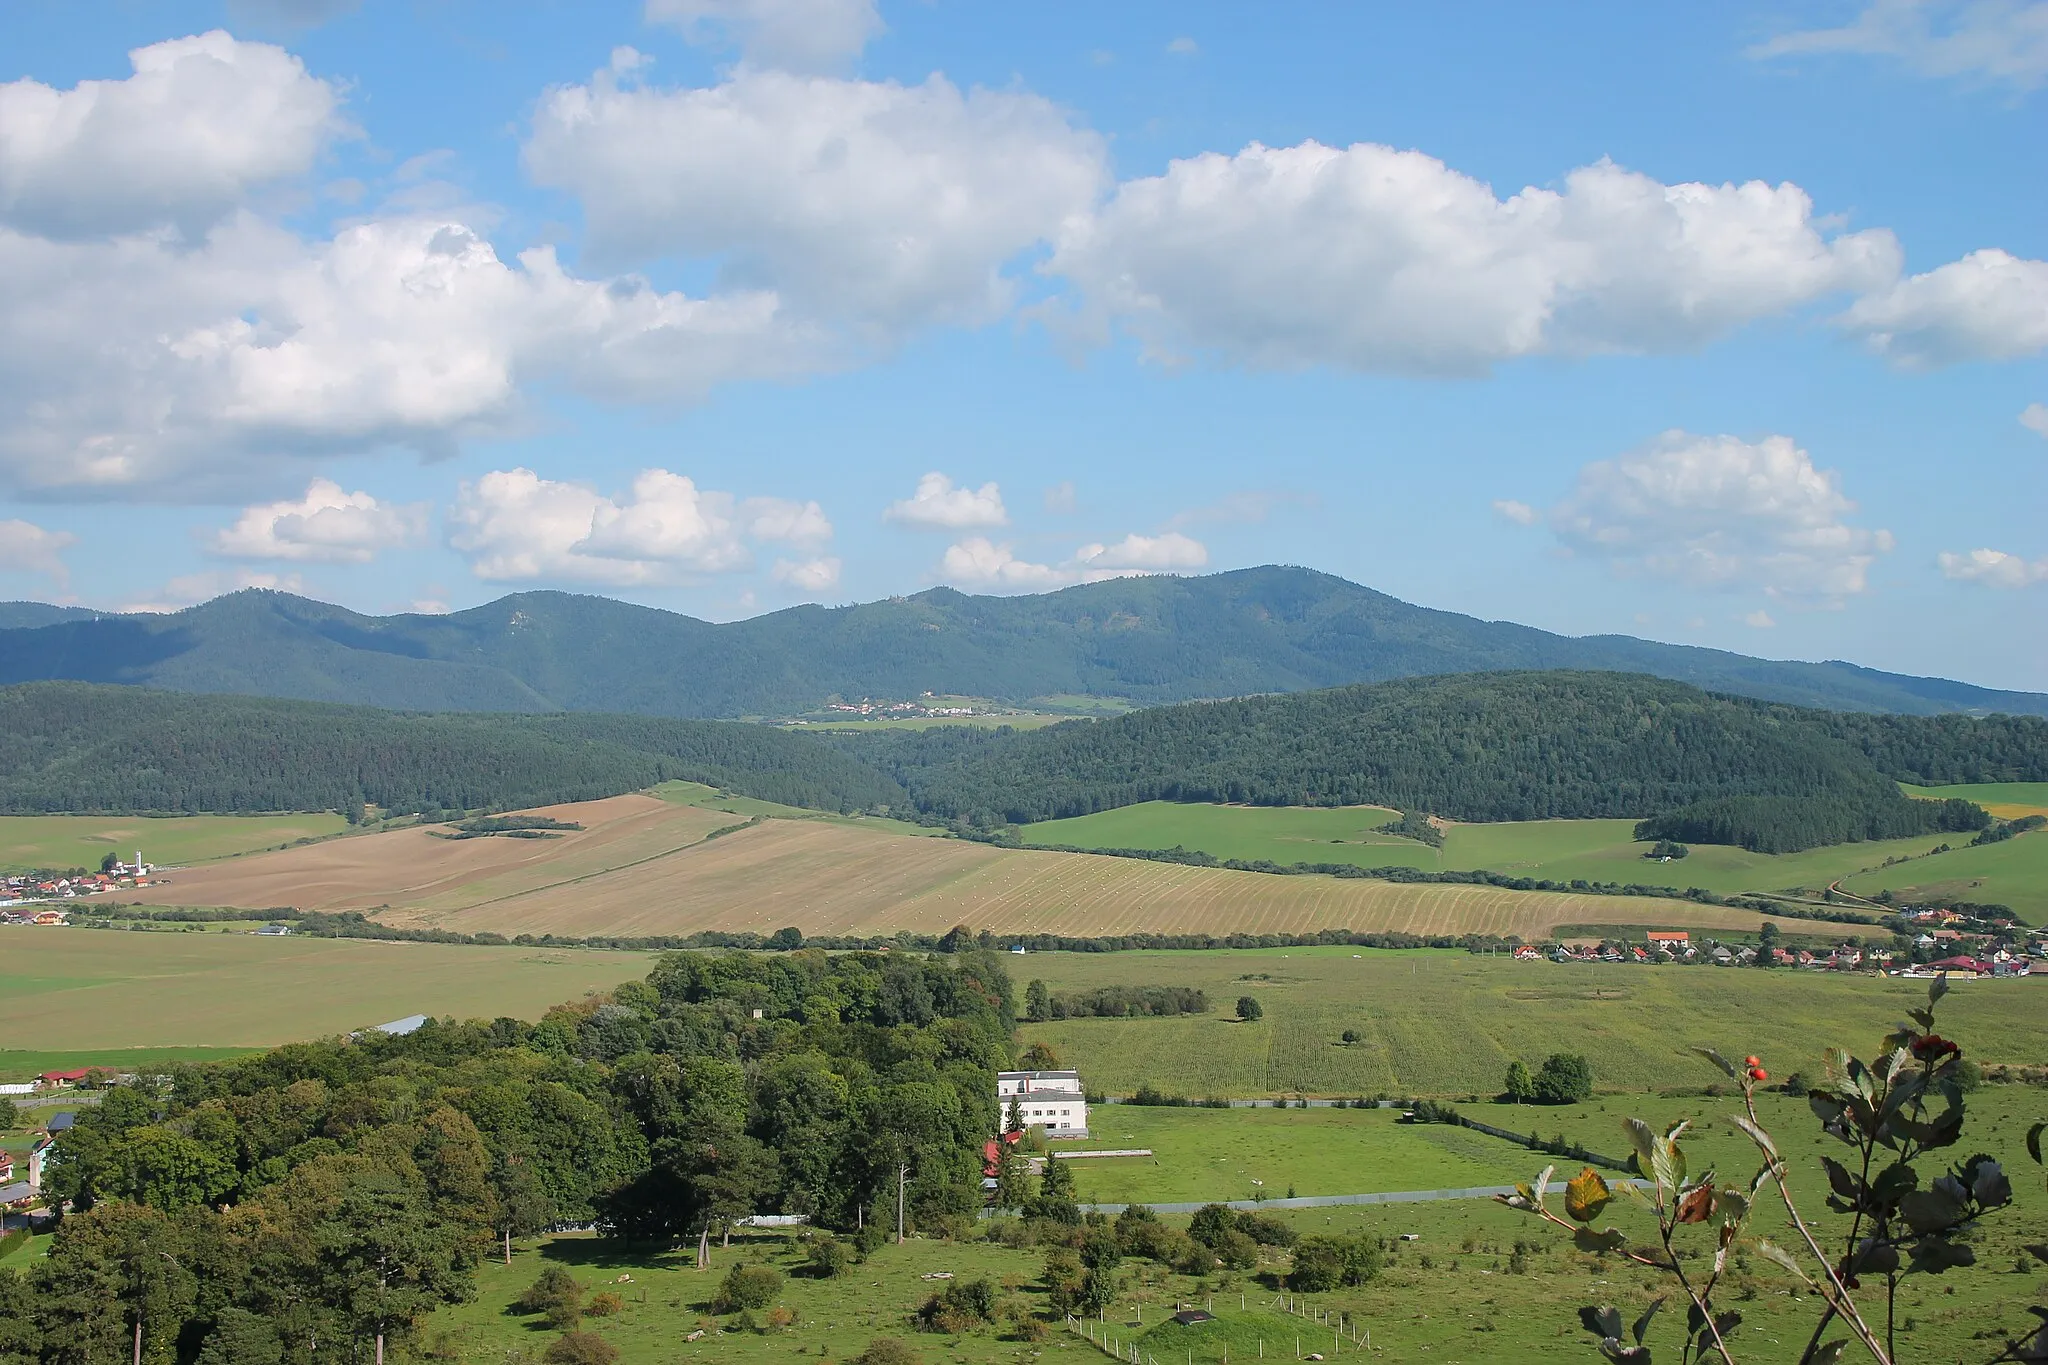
xmin=128 ymin=797 xmax=1778 ymax=941
xmin=108 ymin=794 xmax=740 ymax=915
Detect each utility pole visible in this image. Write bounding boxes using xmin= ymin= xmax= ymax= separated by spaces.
xmin=896 ymin=1161 xmax=910 ymax=1244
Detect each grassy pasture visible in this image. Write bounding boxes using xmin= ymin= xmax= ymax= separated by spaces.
xmin=1053 ymin=1104 xmax=1519 ymax=1204
xmin=1020 ymin=800 xmax=2014 ymax=903
xmin=1839 ymin=827 xmax=2048 ymax=919
xmin=1016 ymin=947 xmax=2048 ymax=1098
xmin=0 ymin=929 xmax=654 ymax=1052
xmin=0 ymin=812 xmax=349 ymax=872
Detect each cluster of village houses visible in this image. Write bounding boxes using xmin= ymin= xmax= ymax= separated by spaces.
xmin=1514 ymin=908 xmax=2042 ymax=978
xmin=1 ymin=856 xmax=157 ymax=920
xmin=0 ymin=1070 xmax=105 ymax=1217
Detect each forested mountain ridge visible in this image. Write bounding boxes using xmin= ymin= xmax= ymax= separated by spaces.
xmin=0 ymin=683 xmax=903 ymax=816
xmin=845 ymin=672 xmax=2045 ymax=852
xmin=3 ymin=567 xmax=2043 ymax=717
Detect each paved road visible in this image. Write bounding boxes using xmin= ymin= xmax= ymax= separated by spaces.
xmin=1072 ymin=1178 xmax=1649 ymax=1216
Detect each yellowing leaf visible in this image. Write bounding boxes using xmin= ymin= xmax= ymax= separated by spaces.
xmin=1565 ymin=1167 xmax=1612 ymax=1223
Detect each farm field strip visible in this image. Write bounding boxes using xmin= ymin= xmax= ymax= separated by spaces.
xmin=0 ymin=812 xmax=350 ymax=872
xmin=1014 ymin=948 xmax=2048 ymax=1098
xmin=0 ymin=930 xmax=655 ymax=1051
xmin=103 ymin=798 xmax=1803 ymax=940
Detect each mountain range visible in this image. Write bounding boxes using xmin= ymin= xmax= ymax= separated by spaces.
xmin=2 ymin=566 xmax=2043 ymax=718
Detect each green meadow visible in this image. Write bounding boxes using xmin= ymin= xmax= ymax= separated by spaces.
xmin=1016 ymin=947 xmax=2048 ymax=1098
xmin=1052 ymin=1104 xmax=1518 ymax=1205
xmin=1019 ymin=795 xmax=2048 ymax=916
xmin=0 ymin=812 xmax=350 ymax=872
xmin=1901 ymin=780 xmax=2048 ymax=818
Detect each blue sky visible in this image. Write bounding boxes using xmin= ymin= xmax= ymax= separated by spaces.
xmin=0 ymin=0 xmax=2043 ymax=687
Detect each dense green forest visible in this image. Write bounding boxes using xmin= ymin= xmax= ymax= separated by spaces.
xmin=6 ymin=567 xmax=2044 ymax=718
xmin=0 ymin=947 xmax=1013 ymax=1365
xmin=0 ymin=684 xmax=903 ymax=816
xmin=841 ymin=672 xmax=2044 ymax=852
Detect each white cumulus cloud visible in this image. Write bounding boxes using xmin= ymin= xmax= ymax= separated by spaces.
xmin=772 ymin=555 xmax=842 ymax=591
xmin=1544 ymin=431 xmax=1893 ymax=602
xmin=211 ymin=477 xmax=428 ymax=562
xmin=448 ymin=467 xmax=832 ymax=586
xmin=1937 ymin=547 xmax=2048 ymax=587
xmin=2023 ymin=403 xmax=2048 ymax=437
xmin=121 ymin=567 xmax=304 ymax=614
xmin=1843 ymin=248 xmax=2048 ymax=365
xmin=0 ymin=518 xmax=77 ymax=586
xmin=524 ymin=65 xmax=1107 ymax=333
xmin=885 ymin=472 xmax=1008 ymax=529
xmin=0 ymin=214 xmax=827 ymax=498
xmin=644 ymin=0 xmax=883 ymax=72
xmin=938 ymin=530 xmax=1211 ymax=591
xmin=1751 ymin=0 xmax=2048 ymax=89
xmin=0 ymin=32 xmax=344 ymax=240
xmin=1072 ymin=531 xmax=1208 ymax=572
xmin=1491 ymin=498 xmax=1540 ymax=526
xmin=1049 ymin=145 xmax=1898 ymax=375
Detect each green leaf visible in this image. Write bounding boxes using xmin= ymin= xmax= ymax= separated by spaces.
xmin=1623 ymin=1118 xmax=1658 ymax=1169
xmin=1751 ymin=1239 xmax=1808 ymax=1282
xmin=1927 ymin=973 xmax=1949 ymax=1007
xmin=1906 ymin=1236 xmax=1975 ymax=1273
xmin=1534 ymin=1163 xmax=1555 ymax=1208
xmin=1693 ymin=1048 xmax=1737 ymax=1079
xmin=1565 ymin=1168 xmax=1612 ymax=1223
xmin=1813 ymin=1342 xmax=1848 ymax=1365
xmin=1899 ymin=1188 xmax=1964 ymax=1235
xmin=1848 ymin=1238 xmax=1899 ymax=1276
xmin=2027 ymin=1121 xmax=2044 ymax=1166
xmin=1820 ymin=1156 xmax=1859 ymax=1202
xmin=1715 ymin=1188 xmax=1750 ymax=1228
xmin=1729 ymin=1113 xmax=1779 ymax=1162
xmin=1630 ymin=1297 xmax=1664 ymax=1346
xmin=1580 ymin=1306 xmax=1624 ymax=1340
xmin=1597 ymin=1344 xmax=1651 ymax=1365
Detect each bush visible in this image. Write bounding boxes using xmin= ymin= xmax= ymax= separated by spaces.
xmin=515 ymin=1267 xmax=584 ymax=1330
xmin=850 ymin=1339 xmax=921 ymax=1365
xmin=917 ymin=1277 xmax=998 ymax=1332
xmin=543 ymin=1334 xmax=618 ymax=1365
xmin=1235 ymin=995 xmax=1263 ymax=1022
xmin=807 ymin=1235 xmax=855 ymax=1277
xmin=583 ymin=1292 xmax=622 ymax=1318
xmin=713 ymin=1263 xmax=783 ymax=1313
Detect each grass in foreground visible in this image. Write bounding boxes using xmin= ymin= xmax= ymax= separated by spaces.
xmin=0 ymin=812 xmax=349 ymax=872
xmin=1016 ymin=947 xmax=2048 ymax=1097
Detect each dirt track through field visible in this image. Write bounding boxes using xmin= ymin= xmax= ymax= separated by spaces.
xmin=122 ymin=798 xmax=1774 ymax=940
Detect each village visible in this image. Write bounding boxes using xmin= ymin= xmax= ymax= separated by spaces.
xmin=0 ymin=853 xmax=159 ymax=921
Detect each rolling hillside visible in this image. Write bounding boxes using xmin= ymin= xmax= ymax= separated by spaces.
xmin=3 ymin=567 xmax=2044 ymax=717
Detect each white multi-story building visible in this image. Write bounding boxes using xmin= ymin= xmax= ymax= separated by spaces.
xmin=997 ymin=1070 xmax=1088 ymax=1137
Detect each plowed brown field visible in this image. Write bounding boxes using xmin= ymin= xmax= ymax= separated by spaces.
xmin=121 ymin=796 xmax=1777 ymax=941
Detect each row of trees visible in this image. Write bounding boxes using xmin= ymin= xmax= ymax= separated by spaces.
xmin=0 ymin=947 xmax=1016 ymax=1365
xmin=1020 ymin=980 xmax=1208 ymax=1021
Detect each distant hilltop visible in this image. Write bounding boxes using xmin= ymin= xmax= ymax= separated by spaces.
xmin=2 ymin=566 xmax=2043 ymax=719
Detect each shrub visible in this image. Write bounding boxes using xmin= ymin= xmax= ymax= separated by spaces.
xmin=917 ymin=1277 xmax=998 ymax=1332
xmin=515 ymin=1267 xmax=584 ymax=1330
xmin=542 ymin=1334 xmax=617 ymax=1365
xmin=1210 ymin=1227 xmax=1259 ymax=1269
xmin=713 ymin=1263 xmax=783 ymax=1313
xmin=807 ymin=1235 xmax=855 ymax=1277
xmin=583 ymin=1292 xmax=621 ymax=1318
xmin=1235 ymin=995 xmax=1263 ymax=1022
xmin=1287 ymin=1234 xmax=1382 ymax=1291
xmin=850 ymin=1340 xmax=921 ymax=1365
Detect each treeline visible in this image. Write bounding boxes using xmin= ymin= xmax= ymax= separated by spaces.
xmin=1634 ymin=793 xmax=1988 ymax=855
xmin=0 ymin=683 xmax=902 ymax=816
xmin=1024 ymin=983 xmax=1209 ymax=1020
xmin=836 ymin=672 xmax=2038 ymax=853
xmin=0 ymin=947 xmax=1013 ymax=1365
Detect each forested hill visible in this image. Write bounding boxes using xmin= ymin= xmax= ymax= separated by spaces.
xmin=3 ymin=568 xmax=2044 ymax=718
xmin=0 ymin=683 xmax=903 ymax=816
xmin=849 ymin=672 xmax=2047 ymax=853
